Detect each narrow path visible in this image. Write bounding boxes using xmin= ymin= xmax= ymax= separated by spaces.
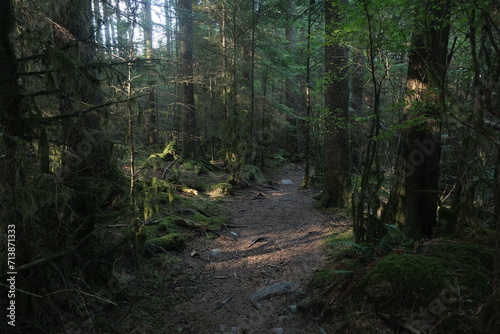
xmin=167 ymin=164 xmax=347 ymax=334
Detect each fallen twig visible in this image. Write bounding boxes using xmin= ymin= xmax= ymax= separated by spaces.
xmin=160 ymin=157 xmax=178 ymax=180
xmin=248 ymin=236 xmax=269 ymax=248
xmin=215 ymin=293 xmax=235 ymax=309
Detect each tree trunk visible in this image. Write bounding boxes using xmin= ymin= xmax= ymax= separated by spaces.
xmin=0 ymin=0 xmax=24 ymax=149
xmin=284 ymin=0 xmax=298 ymax=156
xmin=302 ymin=0 xmax=315 ymax=188
xmin=178 ymin=0 xmax=196 ymax=159
xmin=384 ymin=0 xmax=450 ymax=239
xmin=322 ymin=0 xmax=350 ymax=207
xmin=143 ymin=0 xmax=157 ymax=146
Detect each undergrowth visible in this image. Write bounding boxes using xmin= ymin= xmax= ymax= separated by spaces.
xmin=309 ymin=225 xmax=495 ymax=334
xmin=88 ymin=156 xmax=246 ymax=333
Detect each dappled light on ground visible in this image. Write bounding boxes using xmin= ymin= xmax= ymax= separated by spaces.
xmin=162 ymin=164 xmax=349 ymax=333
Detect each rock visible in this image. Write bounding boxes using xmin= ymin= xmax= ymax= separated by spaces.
xmin=250 ymin=281 xmax=302 ymax=308
xmin=219 ymin=324 xmax=226 ymax=331
xmin=271 ymin=328 xmax=284 ymax=334
xmin=318 ymin=328 xmax=327 ymax=334
xmin=281 ymin=179 xmax=293 ymax=185
xmin=210 ymin=248 xmax=221 ymax=257
xmin=287 ymin=305 xmax=298 ymax=313
xmin=277 ymin=315 xmax=288 ymax=322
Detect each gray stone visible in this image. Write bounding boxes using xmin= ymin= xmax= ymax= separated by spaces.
xmin=271 ymin=328 xmax=284 ymax=334
xmin=277 ymin=315 xmax=288 ymax=322
xmin=250 ymin=281 xmax=302 ymax=308
xmin=210 ymin=248 xmax=221 ymax=257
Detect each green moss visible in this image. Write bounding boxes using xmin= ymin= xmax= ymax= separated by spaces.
xmin=311 ymin=269 xmax=353 ymax=288
xmin=208 ymin=182 xmax=234 ymax=195
xmin=362 ymin=254 xmax=450 ymax=305
xmin=192 ymin=213 xmax=226 ymax=230
xmin=460 ymin=270 xmax=492 ymax=298
xmin=238 ymin=164 xmax=266 ymax=186
xmin=145 ymin=233 xmax=185 ymax=255
xmin=425 ymin=241 xmax=493 ymax=271
xmin=158 ymin=216 xmax=183 ymax=232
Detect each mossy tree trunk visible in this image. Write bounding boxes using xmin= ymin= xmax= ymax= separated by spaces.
xmin=383 ymin=0 xmax=450 ymax=239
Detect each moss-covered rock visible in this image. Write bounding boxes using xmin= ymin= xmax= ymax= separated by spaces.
xmin=208 ymin=182 xmax=234 ymax=196
xmin=362 ymin=253 xmax=450 ymax=305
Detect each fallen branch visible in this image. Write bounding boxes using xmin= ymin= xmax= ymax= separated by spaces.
xmin=15 ymin=251 xmax=68 ymax=272
xmin=160 ymin=157 xmax=178 ymax=180
xmin=248 ymin=236 xmax=270 ymax=248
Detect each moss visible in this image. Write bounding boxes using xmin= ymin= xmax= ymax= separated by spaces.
xmin=145 ymin=233 xmax=185 ymax=255
xmin=460 ymin=269 xmax=492 ymax=298
xmin=158 ymin=216 xmax=183 ymax=233
xmin=151 ymin=253 xmax=182 ymax=268
xmin=208 ymin=182 xmax=234 ymax=195
xmin=424 ymin=241 xmax=493 ymax=271
xmin=362 ymin=254 xmax=450 ymax=305
xmin=311 ymin=269 xmax=354 ymax=288
xmin=192 ymin=213 xmax=226 ymax=230
xmin=238 ymin=164 xmax=266 ymax=186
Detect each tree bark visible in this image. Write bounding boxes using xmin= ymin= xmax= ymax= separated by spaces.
xmin=322 ymin=0 xmax=350 ymax=207
xmin=0 ymin=0 xmax=24 ymax=148
xmin=384 ymin=0 xmax=450 ymax=239
xmin=144 ymin=0 xmax=158 ymax=145
xmin=178 ymin=0 xmax=196 ymax=159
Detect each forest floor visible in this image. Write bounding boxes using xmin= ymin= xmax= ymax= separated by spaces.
xmin=161 ymin=163 xmax=349 ymax=334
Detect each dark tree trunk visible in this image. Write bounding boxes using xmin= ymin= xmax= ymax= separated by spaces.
xmin=0 ymin=0 xmax=24 ymax=148
xmin=178 ymin=0 xmax=196 ymax=159
xmin=284 ymin=0 xmax=298 ymax=156
xmin=384 ymin=0 xmax=450 ymax=239
xmin=322 ymin=0 xmax=350 ymax=207
xmin=144 ymin=0 xmax=157 ymax=146
xmin=350 ymin=49 xmax=365 ymax=170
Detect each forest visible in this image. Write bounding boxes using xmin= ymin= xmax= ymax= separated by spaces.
xmin=0 ymin=0 xmax=499 ymax=333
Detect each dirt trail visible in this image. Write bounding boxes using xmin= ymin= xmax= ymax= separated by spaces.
xmin=167 ymin=164 xmax=346 ymax=334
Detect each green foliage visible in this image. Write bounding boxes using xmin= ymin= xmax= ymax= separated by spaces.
xmin=137 ymin=177 xmax=174 ymax=221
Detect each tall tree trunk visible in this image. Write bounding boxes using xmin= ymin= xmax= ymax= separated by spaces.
xmin=143 ymin=0 xmax=157 ymax=145
xmin=350 ymin=49 xmax=365 ymax=170
xmin=284 ymin=0 xmax=298 ymax=156
xmin=164 ymin=0 xmax=174 ymax=55
xmin=178 ymin=0 xmax=196 ymax=159
xmin=93 ymin=0 xmax=103 ymax=46
xmin=384 ymin=0 xmax=450 ymax=239
xmin=53 ymin=0 xmax=116 ymax=284
xmin=322 ymin=0 xmax=350 ymax=207
xmin=0 ymin=0 xmax=24 ymax=149
xmin=302 ymin=0 xmax=315 ymax=188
